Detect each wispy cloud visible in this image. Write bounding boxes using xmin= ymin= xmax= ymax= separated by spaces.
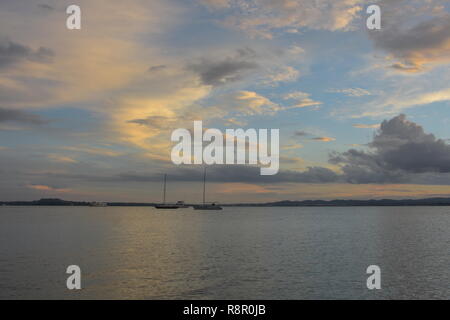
xmin=48 ymin=154 xmax=78 ymax=163
xmin=26 ymin=184 xmax=71 ymax=193
xmin=352 ymin=123 xmax=380 ymax=129
xmin=311 ymin=137 xmax=336 ymax=142
xmin=281 ymin=143 xmax=303 ymax=150
xmin=293 ymin=130 xmax=310 ymax=137
xmin=0 ymin=39 xmax=54 ymax=70
xmin=203 ymin=0 xmax=365 ymax=38
xmin=283 ymin=91 xmax=322 ymax=108
xmin=189 ymin=55 xmax=259 ymax=86
xmin=329 ymin=88 xmax=372 ymax=97
xmin=0 ymin=108 xmax=46 ymax=125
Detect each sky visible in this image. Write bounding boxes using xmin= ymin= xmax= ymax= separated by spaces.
xmin=2 ymin=0 xmax=450 ymax=203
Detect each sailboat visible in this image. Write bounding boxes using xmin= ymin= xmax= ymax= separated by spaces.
xmin=155 ymin=174 xmax=180 ymax=209
xmin=193 ymin=168 xmax=223 ymax=210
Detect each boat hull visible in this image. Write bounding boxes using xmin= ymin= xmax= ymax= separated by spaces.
xmin=155 ymin=205 xmax=180 ymax=209
xmin=193 ymin=205 xmax=223 ymax=210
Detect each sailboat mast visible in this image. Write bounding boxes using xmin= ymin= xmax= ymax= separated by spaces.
xmin=163 ymin=174 xmax=167 ymax=204
xmin=203 ymin=168 xmax=206 ymax=204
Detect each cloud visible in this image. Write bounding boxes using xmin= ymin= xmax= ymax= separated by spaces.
xmin=329 ymin=88 xmax=372 ymax=97
xmin=331 ymin=114 xmax=450 ymax=183
xmin=188 ymin=46 xmax=303 ymax=87
xmin=26 ymin=184 xmax=71 ymax=193
xmin=0 ymin=0 xmax=186 ymax=113
xmin=121 ymin=115 xmax=450 ymax=185
xmin=357 ymin=86 xmax=450 ymax=119
xmin=188 ymin=53 xmax=259 ymax=86
xmin=396 ymin=88 xmax=450 ymax=109
xmin=61 ymin=146 xmax=122 ymax=157
xmin=118 ymin=43 xmax=305 ymax=156
xmin=283 ymin=91 xmax=322 ymax=108
xmin=128 ymin=115 xmax=177 ymax=129
xmin=217 ymin=90 xmax=280 ymax=115
xmin=14 ymin=115 xmax=450 ymax=196
xmin=48 ymin=154 xmax=78 ymax=163
xmin=201 ymin=0 xmax=230 ymax=9
xmin=291 ymin=98 xmax=322 ymax=109
xmin=293 ymin=130 xmax=310 ymax=137
xmin=0 ymin=40 xmax=54 ymax=70
xmin=206 ymin=0 xmax=366 ymax=38
xmin=105 ymin=165 xmax=340 ymax=184
xmin=0 ymin=107 xmax=46 ymax=125
xmin=148 ymin=65 xmax=167 ymax=72
xmin=0 ymin=1 xmax=305 ymax=159
xmin=265 ymin=66 xmax=300 ymax=84
xmin=312 ymin=137 xmax=336 ymax=142
xmin=330 ymin=148 xmax=406 ymax=184
xmin=389 ymin=62 xmax=421 ymax=73
xmin=369 ymin=114 xmax=450 ymax=173
xmin=369 ymin=1 xmax=450 ymax=73
xmin=38 ymin=4 xmax=54 ymax=11
xmin=281 ymin=143 xmax=303 ymax=150
xmin=352 ymin=123 xmax=380 ymax=129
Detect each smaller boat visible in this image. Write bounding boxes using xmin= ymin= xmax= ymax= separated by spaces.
xmin=156 ymin=201 xmax=189 ymax=209
xmin=193 ymin=168 xmax=223 ymax=210
xmin=193 ymin=202 xmax=222 ymax=210
xmin=175 ymin=201 xmax=189 ymax=208
xmin=89 ymin=202 xmax=108 ymax=207
xmin=155 ymin=174 xmax=180 ymax=209
xmin=155 ymin=203 xmax=181 ymax=209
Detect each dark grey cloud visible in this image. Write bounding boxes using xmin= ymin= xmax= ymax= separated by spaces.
xmin=330 ymin=114 xmax=450 ymax=183
xmin=374 ymin=18 xmax=450 ymax=54
xmin=188 ymin=50 xmax=259 ymax=86
xmin=160 ymin=165 xmax=339 ymax=183
xmin=293 ymin=130 xmax=309 ymax=137
xmin=0 ymin=107 xmax=46 ymax=125
xmin=311 ymin=137 xmax=335 ymax=142
xmin=148 ymin=65 xmax=167 ymax=72
xmin=369 ymin=1 xmax=450 ymax=72
xmin=37 ymin=165 xmax=339 ymax=184
xmin=0 ymin=40 xmax=54 ymax=70
xmin=329 ymin=148 xmax=407 ymax=184
xmin=370 ymin=114 xmax=450 ymax=173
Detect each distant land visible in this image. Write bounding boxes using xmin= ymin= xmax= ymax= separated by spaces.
xmin=3 ymin=197 xmax=450 ymax=207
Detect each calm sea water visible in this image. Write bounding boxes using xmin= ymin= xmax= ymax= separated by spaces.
xmin=0 ymin=206 xmax=448 ymax=299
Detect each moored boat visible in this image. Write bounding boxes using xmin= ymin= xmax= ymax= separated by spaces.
xmin=193 ymin=202 xmax=222 ymax=210
xmin=193 ymin=168 xmax=223 ymax=210
xmin=155 ymin=174 xmax=180 ymax=209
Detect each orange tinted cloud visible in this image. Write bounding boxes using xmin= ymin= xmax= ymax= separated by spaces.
xmin=311 ymin=137 xmax=335 ymax=142
xmin=225 ymin=183 xmax=450 ymax=201
xmin=26 ymin=185 xmax=71 ymax=193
